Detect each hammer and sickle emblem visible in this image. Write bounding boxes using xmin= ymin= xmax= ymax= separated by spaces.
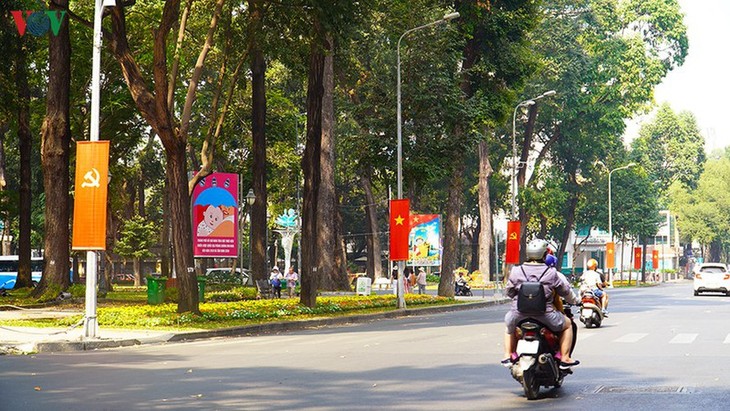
xmin=509 ymin=232 xmax=518 ymax=240
xmin=81 ymin=168 xmax=101 ymax=188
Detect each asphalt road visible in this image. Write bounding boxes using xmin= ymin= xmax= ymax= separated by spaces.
xmin=2 ymin=281 xmax=730 ymax=410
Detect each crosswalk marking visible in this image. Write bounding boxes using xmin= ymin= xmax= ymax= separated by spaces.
xmin=614 ymin=333 xmax=648 ymax=343
xmin=577 ymin=333 xmax=596 ymax=342
xmin=669 ymin=333 xmax=697 ymax=344
xmin=724 ymin=334 xmax=730 ymax=344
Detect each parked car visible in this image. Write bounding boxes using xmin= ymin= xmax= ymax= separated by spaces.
xmin=693 ymin=263 xmax=730 ymax=296
xmin=205 ymin=267 xmax=251 ymax=286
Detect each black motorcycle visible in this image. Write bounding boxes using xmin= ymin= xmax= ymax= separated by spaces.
xmin=509 ymin=305 xmax=577 ymax=400
xmin=455 ymin=282 xmax=472 ymax=296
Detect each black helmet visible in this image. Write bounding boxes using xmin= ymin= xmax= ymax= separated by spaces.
xmin=525 ymin=239 xmax=549 ymax=262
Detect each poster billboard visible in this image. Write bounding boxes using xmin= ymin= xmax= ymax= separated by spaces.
xmin=72 ymin=141 xmax=109 ymax=250
xmin=192 ymin=173 xmax=239 ymax=258
xmin=408 ymin=214 xmax=441 ymax=267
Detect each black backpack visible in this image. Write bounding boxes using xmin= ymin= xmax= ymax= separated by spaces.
xmin=517 ymin=266 xmax=550 ymax=314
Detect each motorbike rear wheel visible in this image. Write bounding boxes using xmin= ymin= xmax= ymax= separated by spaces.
xmin=522 ymin=369 xmax=540 ymax=400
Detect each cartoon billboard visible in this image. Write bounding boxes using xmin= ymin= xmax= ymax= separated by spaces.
xmin=192 ymin=173 xmax=239 ymax=258
xmin=408 ymin=214 xmax=441 ymax=267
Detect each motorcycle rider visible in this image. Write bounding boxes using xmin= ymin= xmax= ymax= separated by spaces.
xmin=455 ymin=271 xmax=468 ymax=295
xmin=502 ymin=239 xmax=581 ymax=369
xmin=580 ymin=259 xmax=608 ymax=315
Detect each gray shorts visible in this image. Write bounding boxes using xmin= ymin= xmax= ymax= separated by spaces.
xmin=504 ymin=310 xmax=566 ymax=334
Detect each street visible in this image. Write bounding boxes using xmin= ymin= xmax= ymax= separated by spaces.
xmin=3 ymin=282 xmax=730 ymax=410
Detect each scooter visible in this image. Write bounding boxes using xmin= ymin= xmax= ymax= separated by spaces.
xmin=579 ymin=290 xmax=604 ymax=328
xmin=509 ymin=306 xmax=577 ymax=400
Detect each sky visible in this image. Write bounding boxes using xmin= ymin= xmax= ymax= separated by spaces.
xmin=624 ymin=0 xmax=730 ymax=153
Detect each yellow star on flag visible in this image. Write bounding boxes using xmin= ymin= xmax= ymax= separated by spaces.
xmin=394 ymin=215 xmax=405 ymax=225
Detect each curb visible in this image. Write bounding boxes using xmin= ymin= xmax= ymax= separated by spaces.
xmin=4 ymin=298 xmax=508 ymax=354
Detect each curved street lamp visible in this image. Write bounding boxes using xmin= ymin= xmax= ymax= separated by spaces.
xmin=395 ymin=12 xmax=459 ymax=308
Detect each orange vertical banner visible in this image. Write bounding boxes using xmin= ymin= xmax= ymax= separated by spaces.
xmin=505 ymin=221 xmax=521 ymax=264
xmin=652 ymin=249 xmax=659 ymax=269
xmin=389 ymin=199 xmax=410 ymax=261
xmin=633 ymin=247 xmax=642 ymax=270
xmin=606 ymin=242 xmax=615 ymax=269
xmin=72 ymin=141 xmax=109 ymax=250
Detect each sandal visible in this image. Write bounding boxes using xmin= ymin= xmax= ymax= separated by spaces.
xmin=559 ymin=360 xmax=580 ymax=369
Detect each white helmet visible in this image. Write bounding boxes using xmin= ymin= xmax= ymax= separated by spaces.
xmin=525 ymin=239 xmax=549 ymax=262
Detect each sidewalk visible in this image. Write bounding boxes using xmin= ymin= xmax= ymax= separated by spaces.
xmin=1 ymin=294 xmax=508 ymax=355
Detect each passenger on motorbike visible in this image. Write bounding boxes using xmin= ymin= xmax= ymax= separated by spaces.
xmin=502 ymin=239 xmax=581 ymax=369
xmin=455 ymin=272 xmax=468 ymax=294
xmin=579 ymin=259 xmax=608 ymax=315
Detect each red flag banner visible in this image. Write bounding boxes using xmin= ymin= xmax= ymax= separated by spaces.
xmin=389 ymin=199 xmax=410 ymax=261
xmin=652 ymin=249 xmax=659 ymax=269
xmin=606 ymin=242 xmax=615 ymax=269
xmin=72 ymin=141 xmax=109 ymax=250
xmin=633 ymin=247 xmax=642 ymax=270
xmin=505 ymin=220 xmax=521 ymax=264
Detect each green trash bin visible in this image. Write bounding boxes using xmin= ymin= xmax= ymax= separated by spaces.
xmin=197 ymin=276 xmax=206 ymax=302
xmin=147 ymin=276 xmax=167 ymax=305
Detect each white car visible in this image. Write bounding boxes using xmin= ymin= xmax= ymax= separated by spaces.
xmin=693 ymin=263 xmax=730 ymax=296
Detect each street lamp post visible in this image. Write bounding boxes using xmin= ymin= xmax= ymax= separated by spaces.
xmin=607 ymin=163 xmax=636 ymax=286
xmin=245 ymin=189 xmax=256 ymax=273
xmin=510 ymin=90 xmax=556 ymax=220
xmin=396 ymin=11 xmax=459 ymax=307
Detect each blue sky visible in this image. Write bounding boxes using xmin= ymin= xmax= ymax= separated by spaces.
xmin=625 ymin=0 xmax=730 ymax=153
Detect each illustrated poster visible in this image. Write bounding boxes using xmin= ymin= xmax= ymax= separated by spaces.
xmin=192 ymin=173 xmax=239 ymax=257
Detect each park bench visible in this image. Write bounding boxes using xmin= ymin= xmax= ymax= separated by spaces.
xmin=255 ymin=279 xmax=274 ymax=299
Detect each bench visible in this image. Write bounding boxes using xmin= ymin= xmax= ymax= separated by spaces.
xmin=373 ymin=277 xmax=391 ymax=290
xmin=255 ymin=279 xmax=274 ymax=299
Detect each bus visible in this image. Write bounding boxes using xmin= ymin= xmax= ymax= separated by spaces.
xmin=0 ymin=255 xmax=43 ymax=289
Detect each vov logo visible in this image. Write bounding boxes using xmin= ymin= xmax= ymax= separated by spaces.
xmin=10 ymin=7 xmax=67 ymax=37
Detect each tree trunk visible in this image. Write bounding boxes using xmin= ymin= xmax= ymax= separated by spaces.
xmin=33 ymin=0 xmax=71 ymax=297
xmin=317 ymin=35 xmax=348 ymax=290
xmin=710 ymin=239 xmax=722 ymax=262
xmin=167 ymin=146 xmax=198 ymax=313
xmin=439 ymin=161 xmax=464 ymax=297
xmin=133 ymin=256 xmax=141 ymax=286
xmin=300 ymin=25 xmax=325 ymax=307
xmin=16 ymin=39 xmax=33 ymax=288
xmin=361 ymin=171 xmax=382 ymax=280
xmin=249 ymin=0 xmax=268 ymax=283
xmin=477 ymin=140 xmax=493 ymax=279
xmin=556 ymin=190 xmax=579 ymax=267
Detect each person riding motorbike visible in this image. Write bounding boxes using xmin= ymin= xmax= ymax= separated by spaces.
xmin=455 ymin=272 xmax=469 ymax=295
xmin=502 ymin=239 xmax=581 ymax=369
xmin=579 ymin=259 xmax=608 ymax=315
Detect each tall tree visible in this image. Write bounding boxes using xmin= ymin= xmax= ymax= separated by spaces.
xmin=33 ymin=0 xmax=72 ymax=297
xmin=107 ymin=0 xmax=226 ymax=313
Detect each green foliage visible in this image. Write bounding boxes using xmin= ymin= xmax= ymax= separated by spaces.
xmin=207 ymin=287 xmax=258 ymax=302
xmin=114 ymin=216 xmax=157 ymax=259
xmin=426 ymin=274 xmax=440 ymax=283
xmin=164 ymin=287 xmax=179 ymax=304
xmin=632 ymin=103 xmax=706 ymax=191
xmin=67 ymin=284 xmax=86 ymax=299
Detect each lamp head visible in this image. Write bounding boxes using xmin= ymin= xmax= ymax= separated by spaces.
xmin=542 ymin=90 xmax=557 ymax=97
xmin=245 ymin=188 xmax=256 ymax=206
xmin=443 ymin=12 xmax=460 ymax=21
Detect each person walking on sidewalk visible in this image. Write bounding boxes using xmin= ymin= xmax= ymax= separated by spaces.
xmin=416 ymin=268 xmax=427 ymax=294
xmin=285 ymin=266 xmax=299 ymax=298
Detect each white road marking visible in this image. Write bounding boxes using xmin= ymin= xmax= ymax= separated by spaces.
xmin=577 ymin=333 xmax=595 ymax=341
xmin=669 ymin=333 xmax=697 ymax=344
xmin=614 ymin=333 xmax=648 ymax=343
xmin=724 ymin=334 xmax=730 ymax=344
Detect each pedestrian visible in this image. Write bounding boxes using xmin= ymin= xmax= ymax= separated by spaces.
xmin=416 ymin=267 xmax=427 ymax=294
xmin=285 ymin=266 xmax=299 ymax=298
xmin=403 ymin=267 xmax=413 ymax=294
xmin=391 ymin=267 xmax=398 ymax=295
xmin=270 ymin=267 xmax=283 ymax=298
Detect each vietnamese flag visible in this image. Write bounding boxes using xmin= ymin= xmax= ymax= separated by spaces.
xmin=389 ymin=199 xmax=410 ymax=261
xmin=652 ymin=249 xmax=659 ymax=269
xmin=505 ymin=220 xmax=521 ymax=264
xmin=633 ymin=247 xmax=642 ymax=270
xmin=606 ymin=242 xmax=615 ymax=269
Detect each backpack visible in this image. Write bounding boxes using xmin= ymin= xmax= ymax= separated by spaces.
xmin=517 ymin=266 xmax=550 ymax=314
xmin=272 ymin=278 xmax=281 ymax=287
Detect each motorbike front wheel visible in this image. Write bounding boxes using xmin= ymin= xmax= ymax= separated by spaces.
xmin=522 ymin=369 xmax=540 ymax=400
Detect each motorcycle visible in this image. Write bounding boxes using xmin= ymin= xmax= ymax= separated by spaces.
xmin=579 ymin=290 xmax=604 ymax=328
xmin=455 ymin=282 xmax=472 ymax=296
xmin=509 ymin=305 xmax=577 ymax=400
